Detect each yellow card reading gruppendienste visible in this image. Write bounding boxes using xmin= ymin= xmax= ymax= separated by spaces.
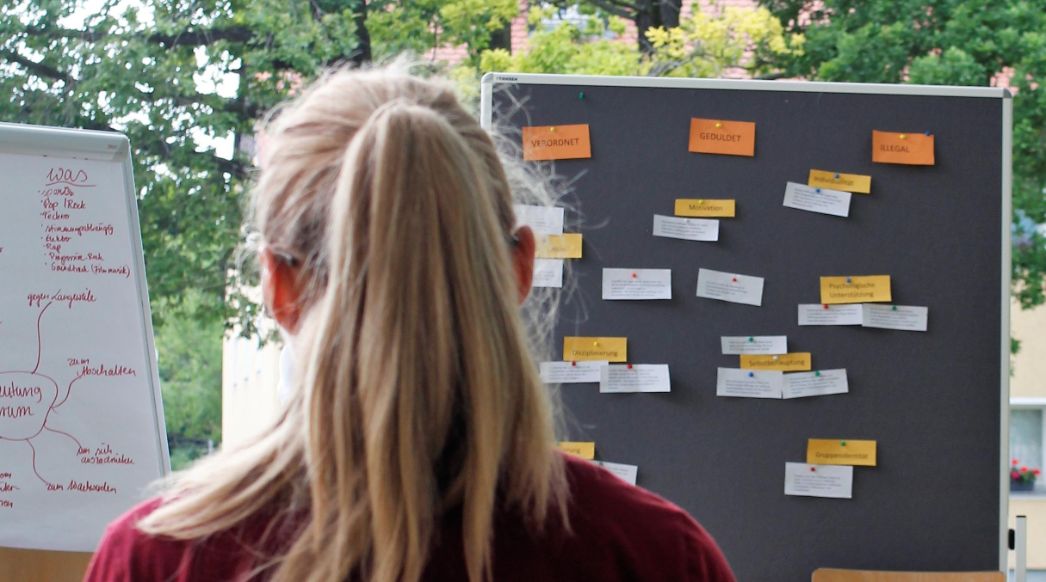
xmin=563 ymin=336 xmax=627 ymax=362
xmin=536 ymin=233 xmax=583 ymax=259
xmin=808 ymin=169 xmax=872 ymax=194
xmin=558 ymin=441 xmax=596 ymax=460
xmin=674 ymin=198 xmax=736 ymax=218
xmin=739 ymin=353 xmax=812 ymax=372
xmin=807 ymin=439 xmax=877 ymax=467
xmin=820 ymin=275 xmax=891 ymax=304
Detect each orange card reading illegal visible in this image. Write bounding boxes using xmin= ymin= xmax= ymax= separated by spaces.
xmin=522 ymin=124 xmax=592 ymax=161
xmin=872 ymin=130 xmax=935 ymax=165
xmin=688 ymin=118 xmax=755 ymax=157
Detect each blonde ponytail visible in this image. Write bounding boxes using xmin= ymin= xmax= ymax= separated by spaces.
xmin=138 ymin=64 xmax=566 ymax=582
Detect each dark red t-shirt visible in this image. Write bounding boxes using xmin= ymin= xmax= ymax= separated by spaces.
xmin=85 ymin=454 xmax=735 ymax=581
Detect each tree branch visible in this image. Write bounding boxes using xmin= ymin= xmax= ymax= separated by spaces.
xmin=0 ymin=50 xmax=74 ymax=84
xmin=21 ymin=24 xmax=254 ymax=48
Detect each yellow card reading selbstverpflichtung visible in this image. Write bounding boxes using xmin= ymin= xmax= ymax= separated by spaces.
xmin=808 ymin=169 xmax=872 ymax=194
xmin=536 ymin=233 xmax=582 ymax=259
xmin=563 ymin=336 xmax=627 ymax=362
xmin=740 ymin=353 xmax=812 ymax=372
xmin=807 ymin=439 xmax=877 ymax=467
xmin=820 ymin=275 xmax=891 ymax=305
xmin=674 ymin=198 xmax=736 ymax=218
xmin=558 ymin=441 xmax=596 ymax=460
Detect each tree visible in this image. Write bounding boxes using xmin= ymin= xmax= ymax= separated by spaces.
xmin=757 ymin=0 xmax=1046 ymax=308
xmin=551 ymin=0 xmax=685 ymax=54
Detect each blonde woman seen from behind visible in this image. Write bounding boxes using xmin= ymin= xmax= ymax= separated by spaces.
xmin=84 ymin=65 xmax=735 ymax=582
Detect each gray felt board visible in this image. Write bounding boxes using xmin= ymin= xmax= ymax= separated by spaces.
xmin=486 ymin=76 xmax=1007 ymax=581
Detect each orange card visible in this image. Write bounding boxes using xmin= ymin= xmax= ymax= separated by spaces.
xmin=522 ymin=124 xmax=592 ymax=161
xmin=688 ymin=118 xmax=755 ymax=157
xmin=872 ymin=130 xmax=935 ymax=165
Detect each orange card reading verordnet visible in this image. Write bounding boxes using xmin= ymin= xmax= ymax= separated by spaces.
xmin=872 ymin=130 xmax=935 ymax=165
xmin=522 ymin=124 xmax=592 ymax=161
xmin=688 ymin=118 xmax=756 ymax=157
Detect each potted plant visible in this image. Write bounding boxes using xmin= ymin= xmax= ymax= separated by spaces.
xmin=1011 ymin=459 xmax=1040 ymax=492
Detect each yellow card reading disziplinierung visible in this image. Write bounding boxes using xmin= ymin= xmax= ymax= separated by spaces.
xmin=558 ymin=441 xmax=596 ymax=460
xmin=807 ymin=439 xmax=877 ymax=467
xmin=820 ymin=275 xmax=891 ymax=305
xmin=739 ymin=353 xmax=812 ymax=372
xmin=563 ymin=336 xmax=627 ymax=363
xmin=674 ymin=198 xmax=736 ymax=218
xmin=808 ymin=169 xmax=872 ymax=194
xmin=536 ymin=233 xmax=583 ymax=259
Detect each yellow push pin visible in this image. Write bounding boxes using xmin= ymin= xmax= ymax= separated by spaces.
xmin=899 ymin=133 xmax=907 ymax=140
xmin=697 ymin=199 xmax=704 ymax=205
xmin=592 ymin=340 xmax=599 ymax=347
xmin=714 ymin=122 xmax=722 ymax=129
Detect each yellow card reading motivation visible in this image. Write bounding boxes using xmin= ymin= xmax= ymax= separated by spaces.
xmin=739 ymin=353 xmax=812 ymax=372
xmin=820 ymin=275 xmax=891 ymax=305
xmin=808 ymin=169 xmax=872 ymax=194
xmin=558 ymin=441 xmax=596 ymax=460
xmin=674 ymin=198 xmax=736 ymax=218
xmin=522 ymin=124 xmax=592 ymax=161
xmin=807 ymin=439 xmax=877 ymax=467
xmin=563 ymin=336 xmax=627 ymax=363
xmin=688 ymin=118 xmax=756 ymax=157
xmin=536 ymin=233 xmax=583 ymax=259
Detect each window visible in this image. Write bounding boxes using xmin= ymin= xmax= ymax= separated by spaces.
xmin=1010 ymin=401 xmax=1046 ymax=493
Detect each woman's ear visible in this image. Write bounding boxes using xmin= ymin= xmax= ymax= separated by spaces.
xmin=511 ymin=226 xmax=536 ymax=304
xmin=260 ymin=248 xmax=304 ymax=334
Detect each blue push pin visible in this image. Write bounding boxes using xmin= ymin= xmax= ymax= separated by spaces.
xmin=846 ymin=276 xmax=852 ymax=284
xmin=747 ymin=372 xmax=755 ymax=378
xmin=815 ymin=188 xmax=821 ymax=193
xmin=833 ymin=173 xmax=841 ymax=180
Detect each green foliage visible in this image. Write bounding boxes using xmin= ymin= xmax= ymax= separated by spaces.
xmin=153 ymin=291 xmax=223 ymax=469
xmin=758 ymin=0 xmax=1046 ymax=307
xmin=369 ymin=0 xmax=518 ymax=63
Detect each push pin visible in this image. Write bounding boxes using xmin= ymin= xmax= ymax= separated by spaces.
xmin=731 ymin=276 xmax=738 ymax=283
xmin=578 ymin=91 xmax=585 ymax=100
xmin=549 ymin=126 xmax=556 ymax=133
xmin=747 ymin=336 xmax=755 ymax=342
xmin=627 ymin=363 xmax=634 ymax=370
xmin=845 ymin=276 xmax=852 ymax=284
xmin=772 ymin=355 xmax=780 ymax=361
xmin=810 ymin=466 xmax=817 ymax=472
xmin=571 ymin=361 xmax=577 ymax=367
xmin=899 ymin=133 xmax=907 ymax=140
xmin=840 ymin=440 xmax=847 ymax=447
xmin=924 ymin=130 xmax=931 ymax=135
xmin=697 ymin=199 xmax=704 ymax=205
xmin=592 ymin=340 xmax=599 ymax=347
xmin=747 ymin=371 xmax=754 ymax=378
xmin=834 ymin=173 xmax=841 ymax=180
xmin=891 ymin=305 xmax=898 ymax=311
xmin=815 ymin=370 xmax=821 ymax=377
xmin=822 ymin=304 xmax=829 ymax=310
xmin=631 ymin=272 xmax=638 ymax=279
xmin=815 ymin=188 xmax=821 ymax=193
xmin=715 ymin=122 xmax=723 ymax=129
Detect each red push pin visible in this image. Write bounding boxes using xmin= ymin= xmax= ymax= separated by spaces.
xmin=571 ymin=361 xmax=577 ymax=367
xmin=626 ymin=363 xmax=634 ymax=370
xmin=731 ymin=276 xmax=738 ymax=283
xmin=631 ymin=272 xmax=638 ymax=279
xmin=810 ymin=467 xmax=817 ymax=472
xmin=822 ymin=304 xmax=829 ymax=310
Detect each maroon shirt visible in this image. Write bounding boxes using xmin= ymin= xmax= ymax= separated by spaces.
xmin=85 ymin=454 xmax=735 ymax=581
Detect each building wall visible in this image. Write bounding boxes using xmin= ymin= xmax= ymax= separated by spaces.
xmin=1009 ymin=300 xmax=1046 ymax=569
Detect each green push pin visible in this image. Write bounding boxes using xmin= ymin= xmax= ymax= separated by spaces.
xmin=578 ymin=91 xmax=585 ymax=100
xmin=840 ymin=440 xmax=847 ymax=447
xmin=748 ymin=336 xmax=755 ymax=342
xmin=892 ymin=305 xmax=898 ymax=311
xmin=815 ymin=370 xmax=821 ymax=377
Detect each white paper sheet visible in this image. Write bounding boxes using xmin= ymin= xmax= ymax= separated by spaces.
xmin=532 ymin=258 xmax=563 ymax=288
xmin=721 ymin=335 xmax=788 ymax=355
xmin=513 ymin=204 xmax=564 ymax=234
xmin=652 ymin=214 xmax=719 ymax=242
xmin=716 ymin=368 xmax=783 ymax=398
xmin=594 ymin=460 xmax=639 ymax=486
xmin=601 ymin=268 xmax=672 ymax=300
xmin=599 ymin=364 xmax=671 ymax=393
xmin=784 ymin=463 xmax=853 ymax=499
xmin=539 ymin=360 xmax=607 ymax=384
xmin=696 ymin=268 xmax=764 ymax=306
xmin=861 ymin=304 xmax=928 ymax=331
xmin=783 ymin=182 xmax=851 ymax=218
xmin=782 ymin=369 xmax=849 ymax=399
xmin=797 ymin=304 xmax=864 ymax=326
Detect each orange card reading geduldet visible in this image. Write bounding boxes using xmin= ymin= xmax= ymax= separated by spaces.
xmin=558 ymin=441 xmax=596 ymax=460
xmin=563 ymin=336 xmax=627 ymax=362
xmin=522 ymin=124 xmax=592 ymax=161
xmin=688 ymin=118 xmax=755 ymax=157
xmin=872 ymin=130 xmax=934 ymax=165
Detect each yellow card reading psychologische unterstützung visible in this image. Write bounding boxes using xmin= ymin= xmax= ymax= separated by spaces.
xmin=807 ymin=439 xmax=877 ymax=467
xmin=820 ymin=275 xmax=892 ymax=304
xmin=674 ymin=198 xmax=736 ymax=218
xmin=536 ymin=233 xmax=583 ymax=259
xmin=558 ymin=441 xmax=596 ymax=460
xmin=522 ymin=124 xmax=592 ymax=161
xmin=563 ymin=336 xmax=627 ymax=363
xmin=739 ymin=353 xmax=812 ymax=372
xmin=808 ymin=169 xmax=872 ymax=194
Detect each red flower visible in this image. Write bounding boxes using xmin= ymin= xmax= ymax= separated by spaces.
xmin=1036 ymin=469 xmax=1042 ymax=476
xmin=1012 ymin=470 xmax=1020 ymax=479
xmin=1022 ymin=466 xmax=1029 ymax=472
xmin=1013 ymin=459 xmax=1020 ymax=466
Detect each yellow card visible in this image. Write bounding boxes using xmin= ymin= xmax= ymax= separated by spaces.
xmin=536 ymin=233 xmax=582 ymax=259
xmin=807 ymin=439 xmax=877 ymax=467
xmin=563 ymin=336 xmax=627 ymax=362
xmin=688 ymin=118 xmax=756 ymax=157
xmin=740 ymin=352 xmax=812 ymax=372
xmin=522 ymin=124 xmax=592 ymax=161
xmin=674 ymin=198 xmax=736 ymax=218
xmin=558 ymin=441 xmax=595 ymax=460
xmin=808 ymin=169 xmax=872 ymax=194
xmin=872 ymin=130 xmax=935 ymax=166
xmin=820 ymin=275 xmax=891 ymax=304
